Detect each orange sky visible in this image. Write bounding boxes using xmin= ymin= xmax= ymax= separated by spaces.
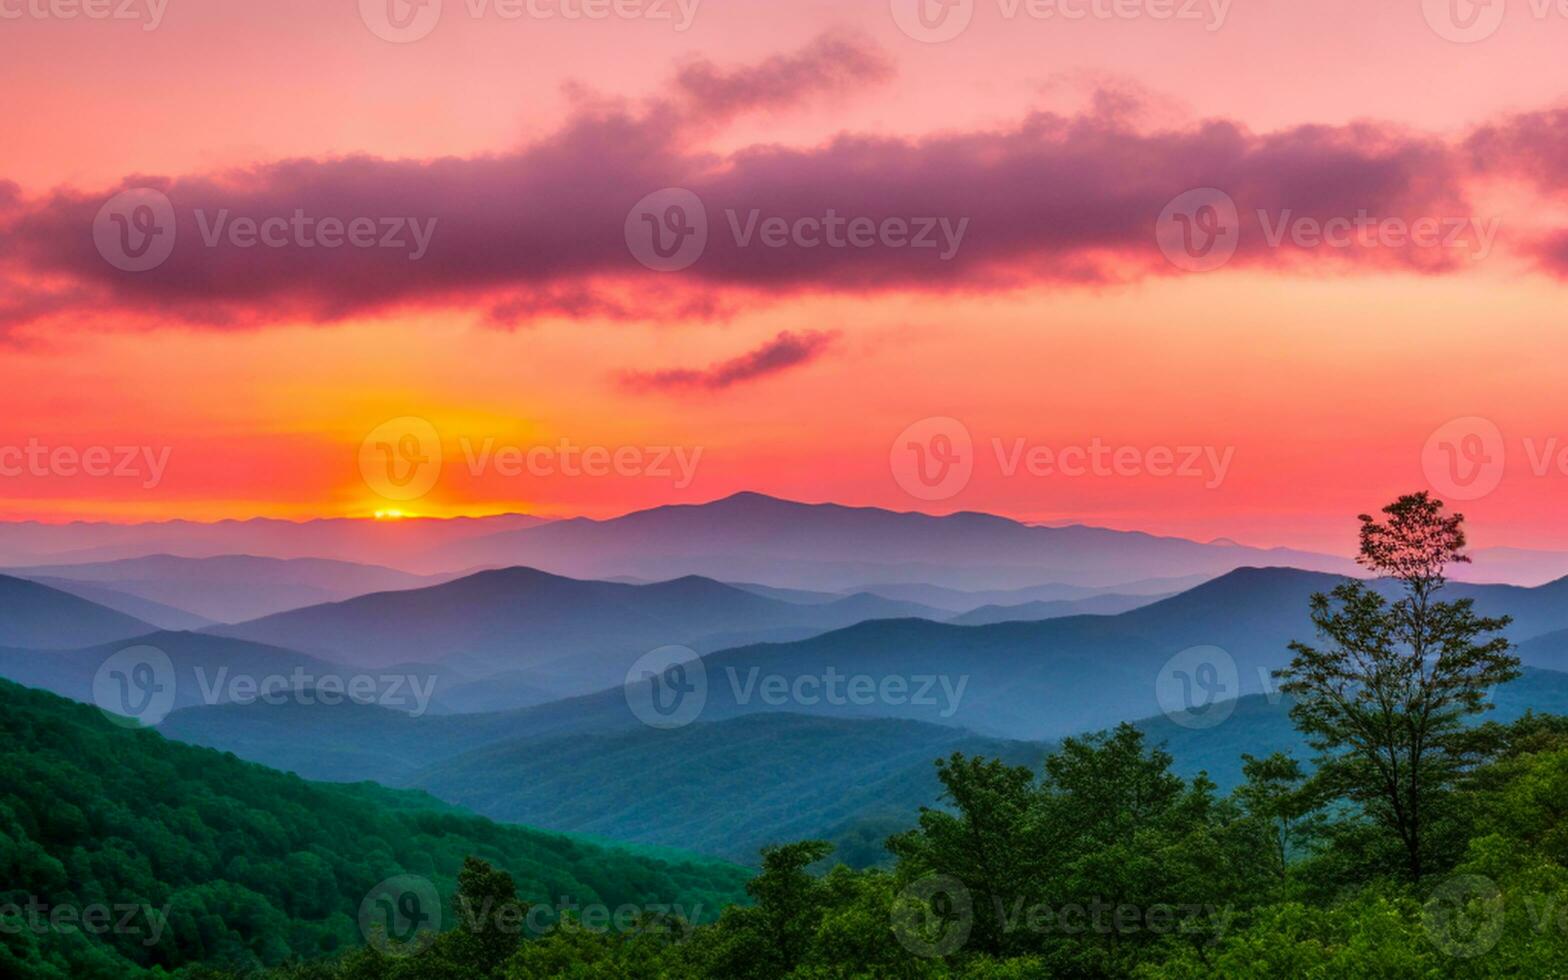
xmin=3 ymin=0 xmax=1568 ymax=552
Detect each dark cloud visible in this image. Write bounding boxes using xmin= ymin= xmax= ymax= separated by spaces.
xmin=673 ymin=33 xmax=895 ymax=123
xmin=620 ymin=330 xmax=838 ymax=391
xmin=0 ymin=36 xmax=1531 ymax=335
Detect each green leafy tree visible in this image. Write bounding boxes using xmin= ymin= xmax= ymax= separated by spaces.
xmin=1233 ymin=753 xmax=1317 ymax=878
xmin=1277 ymin=492 xmax=1520 ymax=882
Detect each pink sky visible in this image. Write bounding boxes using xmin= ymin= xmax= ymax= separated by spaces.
xmin=3 ymin=0 xmax=1568 ymax=553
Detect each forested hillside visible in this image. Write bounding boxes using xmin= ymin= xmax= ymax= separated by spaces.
xmin=0 ymin=680 xmax=750 ymax=978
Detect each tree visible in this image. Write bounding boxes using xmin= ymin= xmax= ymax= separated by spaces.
xmin=1276 ymin=492 xmax=1519 ymax=882
xmin=1233 ymin=753 xmax=1315 ymax=878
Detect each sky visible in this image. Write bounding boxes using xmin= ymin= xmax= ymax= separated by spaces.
xmin=2 ymin=0 xmax=1568 ymax=552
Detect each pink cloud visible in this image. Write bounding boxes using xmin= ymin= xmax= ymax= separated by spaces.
xmin=0 ymin=37 xmax=1540 ymax=336
xmin=1465 ymin=106 xmax=1568 ymax=277
xmin=620 ymin=329 xmax=839 ymax=392
xmin=672 ymin=33 xmax=896 ymax=124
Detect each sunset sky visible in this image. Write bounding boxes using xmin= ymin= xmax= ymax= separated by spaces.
xmin=4 ymin=0 xmax=1568 ymax=552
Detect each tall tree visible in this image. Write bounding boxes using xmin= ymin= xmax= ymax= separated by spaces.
xmin=1277 ymin=492 xmax=1519 ymax=881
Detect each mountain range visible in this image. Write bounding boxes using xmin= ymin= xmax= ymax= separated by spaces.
xmin=159 ymin=667 xmax=1568 ymax=867
xmin=3 ymin=495 xmax=1560 ymax=596
xmin=204 ymin=566 xmax=947 ymax=695
xmin=2 ymin=553 xmax=461 ymax=622
xmin=414 ymin=492 xmax=1362 ymax=589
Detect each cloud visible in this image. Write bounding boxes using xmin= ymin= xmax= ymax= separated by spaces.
xmin=1465 ymin=106 xmax=1568 ymax=192
xmin=0 ymin=36 xmax=1553 ymax=336
xmin=1465 ymin=106 xmax=1568 ymax=277
xmin=673 ymin=33 xmax=896 ymax=124
xmin=620 ymin=330 xmax=838 ymax=391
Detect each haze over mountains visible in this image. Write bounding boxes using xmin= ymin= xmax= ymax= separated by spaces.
xmin=0 ymin=512 xmax=547 ymax=568
xmin=0 ymin=574 xmax=158 ymax=649
xmin=3 ymin=494 xmax=1557 ymax=597
xmin=158 ymin=564 xmax=1568 ymax=760
xmin=8 ymin=491 xmax=1568 ymax=877
xmin=417 ymin=492 xmax=1363 ymax=589
xmin=5 ymin=554 xmax=458 ymax=622
xmin=206 ymin=567 xmax=947 ymax=695
xmin=160 ymin=664 xmax=1568 ymax=867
